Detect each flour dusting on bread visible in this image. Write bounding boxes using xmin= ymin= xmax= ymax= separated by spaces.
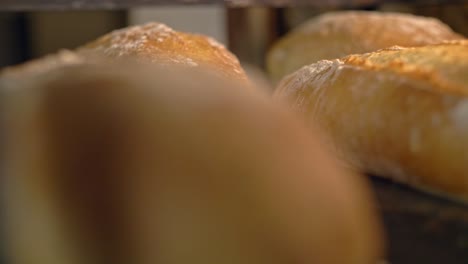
xmin=274 ymin=41 xmax=468 ymax=203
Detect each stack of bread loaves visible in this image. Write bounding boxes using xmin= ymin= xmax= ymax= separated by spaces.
xmin=270 ymin=11 xmax=468 ymax=203
xmin=1 ymin=24 xmax=383 ymax=264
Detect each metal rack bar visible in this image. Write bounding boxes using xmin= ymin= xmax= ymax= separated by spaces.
xmin=0 ymin=0 xmax=466 ymax=11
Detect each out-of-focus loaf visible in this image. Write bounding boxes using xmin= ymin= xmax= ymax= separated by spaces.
xmin=267 ymin=11 xmax=464 ymax=82
xmin=274 ymin=40 xmax=468 ymax=203
xmin=0 ymin=50 xmax=86 ymax=80
xmin=78 ymin=22 xmax=247 ymax=81
xmin=3 ymin=62 xmax=383 ymax=264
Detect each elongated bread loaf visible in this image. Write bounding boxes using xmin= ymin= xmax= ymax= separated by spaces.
xmin=78 ymin=22 xmax=247 ymax=81
xmin=274 ymin=41 xmax=468 ymax=203
xmin=267 ymin=11 xmax=464 ymax=82
xmin=3 ymin=62 xmax=382 ymax=264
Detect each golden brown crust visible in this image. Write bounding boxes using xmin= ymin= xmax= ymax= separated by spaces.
xmin=340 ymin=40 xmax=468 ymax=95
xmin=267 ymin=11 xmax=465 ymax=83
xmin=78 ymin=22 xmax=247 ymax=81
xmin=274 ymin=41 xmax=468 ymax=203
xmin=1 ymin=23 xmax=247 ymax=84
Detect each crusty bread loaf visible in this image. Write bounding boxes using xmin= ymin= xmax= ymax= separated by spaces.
xmin=1 ymin=23 xmax=247 ymax=83
xmin=78 ymin=22 xmax=247 ymax=81
xmin=267 ymin=11 xmax=465 ymax=83
xmin=274 ymin=40 xmax=468 ymax=203
xmin=3 ymin=61 xmax=382 ymax=264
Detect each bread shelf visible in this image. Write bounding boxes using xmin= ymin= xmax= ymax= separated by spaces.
xmin=0 ymin=0 xmax=465 ymax=10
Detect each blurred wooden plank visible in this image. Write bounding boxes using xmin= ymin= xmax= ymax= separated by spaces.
xmin=370 ymin=177 xmax=468 ymax=264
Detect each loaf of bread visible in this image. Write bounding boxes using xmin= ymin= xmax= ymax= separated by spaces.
xmin=3 ymin=61 xmax=382 ymax=264
xmin=1 ymin=23 xmax=246 ymax=83
xmin=78 ymin=22 xmax=247 ymax=81
xmin=274 ymin=40 xmax=468 ymax=203
xmin=267 ymin=11 xmax=464 ymax=82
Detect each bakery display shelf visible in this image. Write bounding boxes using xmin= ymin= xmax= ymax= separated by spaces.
xmin=0 ymin=0 xmax=466 ymax=10
xmin=370 ymin=177 xmax=468 ymax=263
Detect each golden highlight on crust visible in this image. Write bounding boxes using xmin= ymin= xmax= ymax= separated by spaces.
xmin=341 ymin=41 xmax=468 ymax=96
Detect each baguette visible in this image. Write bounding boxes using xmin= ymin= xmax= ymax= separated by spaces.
xmin=267 ymin=11 xmax=464 ymax=83
xmin=274 ymin=40 xmax=468 ymax=203
xmin=3 ymin=62 xmax=383 ymax=264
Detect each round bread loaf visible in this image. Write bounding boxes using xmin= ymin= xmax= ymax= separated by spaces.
xmin=267 ymin=11 xmax=464 ymax=83
xmin=274 ymin=40 xmax=468 ymax=203
xmin=78 ymin=22 xmax=247 ymax=81
xmin=1 ymin=23 xmax=247 ymax=83
xmin=3 ymin=62 xmax=382 ymax=264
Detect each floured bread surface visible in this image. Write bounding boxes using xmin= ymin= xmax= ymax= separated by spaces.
xmin=1 ymin=23 xmax=247 ymax=86
xmin=267 ymin=11 xmax=464 ymax=83
xmin=78 ymin=22 xmax=247 ymax=81
xmin=342 ymin=41 xmax=468 ymax=95
xmin=274 ymin=41 xmax=468 ymax=203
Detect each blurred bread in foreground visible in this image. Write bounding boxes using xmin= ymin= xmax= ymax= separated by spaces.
xmin=3 ymin=61 xmax=383 ymax=264
xmin=267 ymin=11 xmax=464 ymax=82
xmin=274 ymin=41 xmax=468 ymax=203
